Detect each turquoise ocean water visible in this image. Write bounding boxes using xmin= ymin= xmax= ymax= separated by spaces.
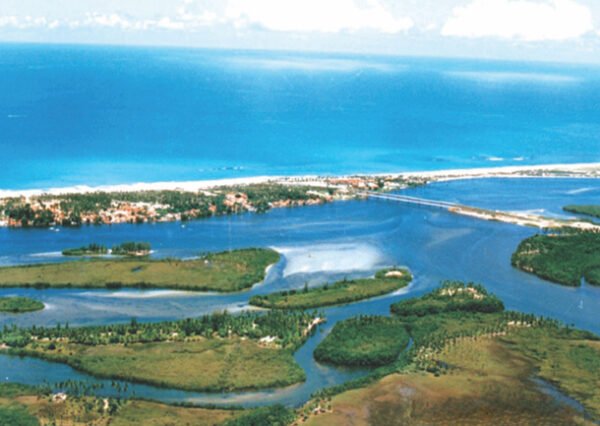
xmin=1 ymin=44 xmax=599 ymax=189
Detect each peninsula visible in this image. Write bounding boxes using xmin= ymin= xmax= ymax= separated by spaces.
xmin=0 ymin=310 xmax=320 ymax=392
xmin=512 ymin=231 xmax=600 ymax=286
xmin=250 ymin=268 xmax=412 ymax=309
xmin=2 ymin=162 xmax=599 ymax=229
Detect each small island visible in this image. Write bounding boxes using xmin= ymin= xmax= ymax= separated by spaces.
xmin=0 ymin=248 xmax=279 ymax=291
xmin=250 ymin=268 xmax=412 ymax=309
xmin=0 ymin=310 xmax=320 ymax=392
xmin=63 ymin=242 xmax=151 ymax=257
xmin=62 ymin=243 xmax=108 ymax=256
xmin=511 ymin=231 xmax=600 ymax=286
xmin=0 ymin=297 xmax=44 ymax=314
xmin=564 ymin=204 xmax=600 ymax=219
xmin=314 ymin=316 xmax=410 ymax=367
xmin=110 ymin=241 xmax=151 ymax=256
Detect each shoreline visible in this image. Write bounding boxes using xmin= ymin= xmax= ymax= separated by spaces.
xmin=1 ymin=162 xmax=600 ymax=198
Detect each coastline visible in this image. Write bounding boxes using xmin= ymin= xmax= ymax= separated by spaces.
xmin=1 ymin=162 xmax=600 ymax=198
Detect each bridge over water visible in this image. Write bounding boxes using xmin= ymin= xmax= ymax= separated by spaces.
xmin=362 ymin=191 xmax=460 ymax=210
xmin=363 ymin=191 xmax=600 ymax=231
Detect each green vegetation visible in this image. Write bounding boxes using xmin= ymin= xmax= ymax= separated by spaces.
xmin=3 ymin=202 xmax=56 ymax=228
xmin=111 ymin=242 xmax=151 ymax=256
xmin=62 ymin=242 xmax=151 ymax=257
xmin=0 ymin=383 xmax=40 ymax=399
xmin=1 ymin=310 xmax=319 ymax=392
xmin=111 ymin=400 xmax=238 ymax=426
xmin=314 ymin=316 xmax=410 ymax=367
xmin=390 ymin=280 xmax=504 ymax=317
xmin=222 ymin=405 xmax=295 ymax=426
xmin=0 ymin=382 xmax=274 ymax=426
xmin=302 ymin=282 xmax=600 ymax=425
xmin=221 ymin=184 xmax=333 ymax=214
xmin=0 ymin=384 xmax=40 ymax=426
xmin=505 ymin=326 xmax=600 ymax=419
xmin=564 ymin=204 xmax=600 ymax=219
xmin=512 ymin=232 xmax=600 ymax=286
xmin=1 ymin=309 xmax=317 ymax=350
xmin=0 ymin=248 xmax=279 ymax=291
xmin=0 ymin=404 xmax=39 ymax=426
xmin=0 ymin=297 xmax=44 ymax=314
xmin=305 ymin=325 xmax=597 ymax=425
xmin=11 ymin=339 xmax=304 ymax=392
xmin=250 ymin=268 xmax=412 ymax=309
xmin=62 ymin=243 xmax=108 ymax=256
xmin=1 ymin=184 xmax=333 ymax=227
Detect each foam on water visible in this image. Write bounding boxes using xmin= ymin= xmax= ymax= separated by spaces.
xmin=78 ymin=290 xmax=198 ymax=299
xmin=509 ymin=208 xmax=573 ymax=219
xmin=566 ymin=187 xmax=600 ymax=195
xmin=29 ymin=251 xmax=62 ymax=258
xmin=275 ymin=242 xmax=385 ymax=277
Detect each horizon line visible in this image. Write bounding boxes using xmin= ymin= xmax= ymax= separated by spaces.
xmin=2 ymin=40 xmax=600 ymax=68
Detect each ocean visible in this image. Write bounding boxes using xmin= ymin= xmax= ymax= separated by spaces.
xmin=1 ymin=43 xmax=600 ymax=189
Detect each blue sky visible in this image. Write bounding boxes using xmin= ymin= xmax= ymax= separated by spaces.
xmin=2 ymin=0 xmax=600 ymax=63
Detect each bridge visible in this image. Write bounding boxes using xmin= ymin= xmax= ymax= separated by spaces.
xmin=363 ymin=191 xmax=600 ymax=231
xmin=362 ymin=191 xmax=460 ymax=210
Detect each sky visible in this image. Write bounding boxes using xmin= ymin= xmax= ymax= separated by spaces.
xmin=1 ymin=0 xmax=600 ymax=63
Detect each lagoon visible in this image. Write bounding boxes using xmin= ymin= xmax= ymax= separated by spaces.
xmin=1 ymin=177 xmax=600 ymax=407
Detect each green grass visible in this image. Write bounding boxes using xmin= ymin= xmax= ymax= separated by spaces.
xmin=304 ymin=283 xmax=600 ymax=425
xmin=0 ymin=404 xmax=39 ymax=426
xmin=314 ymin=316 xmax=410 ymax=367
xmin=13 ymin=338 xmax=305 ymax=392
xmin=0 ymin=297 xmax=44 ymax=314
xmin=2 ymin=310 xmax=317 ymax=393
xmin=564 ymin=204 xmax=600 ymax=219
xmin=505 ymin=327 xmax=600 ymax=418
xmin=0 ymin=383 xmax=245 ymax=426
xmin=512 ymin=232 xmax=600 ymax=286
xmin=0 ymin=383 xmax=297 ymax=426
xmin=0 ymin=248 xmax=279 ymax=292
xmin=250 ymin=268 xmax=412 ymax=309
xmin=0 ymin=384 xmax=39 ymax=399
xmin=222 ymin=405 xmax=295 ymax=426
xmin=111 ymin=400 xmax=239 ymax=426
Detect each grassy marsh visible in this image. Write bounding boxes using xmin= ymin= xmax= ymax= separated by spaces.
xmin=0 ymin=248 xmax=279 ymax=292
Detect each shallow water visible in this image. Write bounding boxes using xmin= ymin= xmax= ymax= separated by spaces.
xmin=1 ymin=178 xmax=599 ymax=406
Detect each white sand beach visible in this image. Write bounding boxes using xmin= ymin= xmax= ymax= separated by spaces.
xmin=1 ymin=162 xmax=599 ymax=198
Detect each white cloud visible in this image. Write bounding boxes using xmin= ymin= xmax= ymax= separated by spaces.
xmin=155 ymin=17 xmax=185 ymax=30
xmin=85 ymin=13 xmax=136 ymax=30
xmin=0 ymin=15 xmax=50 ymax=29
xmin=0 ymin=0 xmax=217 ymax=33
xmin=0 ymin=16 xmax=20 ymax=28
xmin=441 ymin=0 xmax=594 ymax=41
xmin=225 ymin=0 xmax=413 ymax=34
